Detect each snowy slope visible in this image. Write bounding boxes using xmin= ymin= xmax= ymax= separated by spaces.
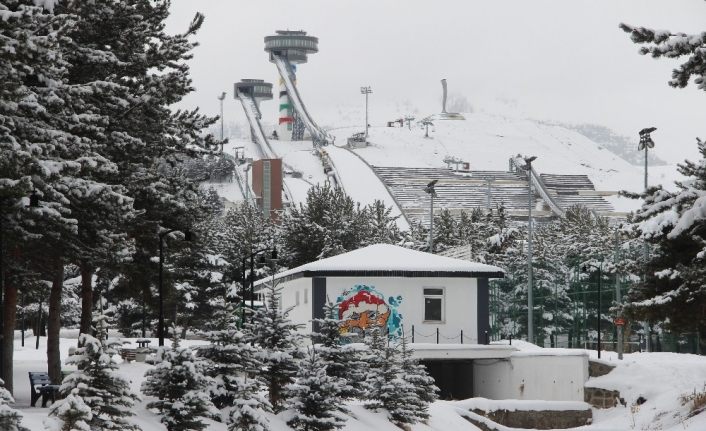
xmin=218 ymin=111 xmax=685 ymax=215
xmin=329 ymin=113 xmax=655 ymax=195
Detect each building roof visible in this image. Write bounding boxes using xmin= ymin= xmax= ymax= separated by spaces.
xmin=256 ymin=244 xmax=504 ymax=285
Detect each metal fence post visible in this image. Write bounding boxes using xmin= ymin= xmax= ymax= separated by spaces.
xmin=461 ymin=329 xmax=464 ymax=344
xmin=412 ymin=325 xmax=415 ymax=343
xmin=436 ymin=328 xmax=439 ymax=344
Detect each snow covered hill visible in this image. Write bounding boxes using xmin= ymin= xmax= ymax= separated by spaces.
xmin=215 ymin=111 xmax=684 ymax=217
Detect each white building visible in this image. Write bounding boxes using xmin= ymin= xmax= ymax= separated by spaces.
xmin=256 ymin=243 xmax=504 ymax=344
xmin=256 ymin=244 xmax=590 ymax=401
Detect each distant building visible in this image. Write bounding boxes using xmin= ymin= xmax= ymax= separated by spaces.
xmin=251 ymin=158 xmax=283 ymax=219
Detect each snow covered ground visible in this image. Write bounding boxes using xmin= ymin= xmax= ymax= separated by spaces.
xmin=218 ymin=111 xmax=685 ymax=216
xmin=11 ymin=332 xmax=706 ymax=431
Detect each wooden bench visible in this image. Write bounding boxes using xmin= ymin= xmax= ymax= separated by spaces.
xmin=29 ymin=372 xmax=60 ymax=407
xmin=119 ymin=347 xmax=137 ymax=362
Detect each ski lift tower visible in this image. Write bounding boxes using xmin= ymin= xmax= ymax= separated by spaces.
xmin=264 ymin=30 xmax=319 ymax=141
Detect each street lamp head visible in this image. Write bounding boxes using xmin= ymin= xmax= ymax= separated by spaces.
xmin=217 ymin=92 xmax=226 ymax=101
xmin=638 ymin=127 xmax=656 ymax=151
xmin=360 ymin=86 xmax=372 ymax=94
xmin=183 ymin=229 xmax=193 ymax=242
xmin=524 ymin=156 xmax=537 ymax=164
xmin=28 ymin=190 xmax=40 ymax=208
xmin=270 ymin=247 xmax=278 ymax=261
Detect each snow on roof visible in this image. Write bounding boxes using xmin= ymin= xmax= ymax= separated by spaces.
xmin=258 ymin=244 xmax=504 ymax=284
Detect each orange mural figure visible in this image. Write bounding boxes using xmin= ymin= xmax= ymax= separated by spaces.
xmin=337 ymin=285 xmax=403 ymax=338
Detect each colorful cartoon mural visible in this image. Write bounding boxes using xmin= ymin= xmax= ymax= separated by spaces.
xmin=336 ymin=285 xmax=403 ymax=338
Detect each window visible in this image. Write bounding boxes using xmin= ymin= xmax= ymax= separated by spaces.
xmin=304 ymin=288 xmax=309 ymax=304
xmin=295 ymin=291 xmax=300 ymax=306
xmin=424 ymin=288 xmax=444 ymax=322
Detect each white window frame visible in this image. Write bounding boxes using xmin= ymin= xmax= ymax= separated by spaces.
xmin=423 ymin=286 xmax=445 ymax=323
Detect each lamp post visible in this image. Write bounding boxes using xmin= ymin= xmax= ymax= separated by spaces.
xmin=360 ymin=86 xmax=372 ymax=140
xmin=240 ymin=247 xmax=278 ymax=324
xmin=638 ymin=127 xmax=655 ymax=352
xmin=638 ymin=127 xmax=656 ymax=191
xmin=614 ymin=231 xmax=624 ymax=360
xmin=423 ymin=180 xmax=438 ymax=253
xmin=522 ymin=156 xmax=537 ymax=344
xmin=0 ymin=190 xmax=40 ymax=381
xmin=218 ymin=92 xmax=226 ymax=152
xmin=158 ymin=228 xmax=192 ymax=347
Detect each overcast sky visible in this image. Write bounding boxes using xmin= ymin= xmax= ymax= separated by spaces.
xmin=166 ymin=0 xmax=705 ymax=164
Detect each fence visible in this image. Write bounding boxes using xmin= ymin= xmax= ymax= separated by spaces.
xmin=408 ymin=325 xmax=489 ymax=345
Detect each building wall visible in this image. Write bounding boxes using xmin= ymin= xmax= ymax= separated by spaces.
xmin=278 ymin=276 xmax=480 ymax=343
xmin=473 ymin=354 xmax=589 ymax=401
xmin=251 ymin=158 xmax=283 ymax=220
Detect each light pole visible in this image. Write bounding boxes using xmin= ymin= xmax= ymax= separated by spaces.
xmin=360 ymin=86 xmax=372 ymax=140
xmin=522 ymin=156 xmax=537 ymax=344
xmin=158 ymin=228 xmax=192 ymax=347
xmin=638 ymin=127 xmax=656 ymax=352
xmin=614 ymin=231 xmax=624 ymax=360
xmin=638 ymin=127 xmax=656 ymax=191
xmin=241 ymin=248 xmax=278 ymax=324
xmin=218 ymin=92 xmax=226 ymax=152
xmin=424 ymin=180 xmax=438 ymax=253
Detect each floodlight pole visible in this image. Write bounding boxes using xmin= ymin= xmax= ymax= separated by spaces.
xmin=638 ymin=127 xmax=656 ymax=353
xmin=361 ymin=86 xmax=372 ymax=139
xmin=524 ymin=156 xmax=537 ymax=344
xmin=614 ymin=230 xmax=623 ymax=360
xmin=429 ymin=191 xmax=434 ymax=253
xmin=218 ymin=92 xmax=226 ymax=152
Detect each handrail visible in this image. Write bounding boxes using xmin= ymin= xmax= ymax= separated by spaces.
xmin=511 ymin=157 xmax=565 ymax=218
xmin=271 ymin=54 xmax=332 ymax=145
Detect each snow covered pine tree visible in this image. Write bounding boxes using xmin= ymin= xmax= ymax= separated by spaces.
xmin=54 ymin=314 xmax=140 ymax=431
xmin=248 ymin=282 xmax=303 ymax=412
xmin=0 ymin=378 xmax=25 ymax=431
xmin=287 ymin=348 xmax=347 ymax=431
xmin=142 ymin=331 xmax=218 ymax=431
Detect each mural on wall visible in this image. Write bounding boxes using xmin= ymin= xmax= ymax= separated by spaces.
xmin=336 ymin=284 xmax=403 ymax=338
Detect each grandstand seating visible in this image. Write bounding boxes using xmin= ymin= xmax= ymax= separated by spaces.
xmin=372 ymin=166 xmax=615 ymax=224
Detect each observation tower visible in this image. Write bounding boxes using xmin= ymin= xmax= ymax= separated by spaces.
xmin=234 ymin=79 xmax=273 ymax=148
xmin=264 ymin=30 xmax=325 ymax=143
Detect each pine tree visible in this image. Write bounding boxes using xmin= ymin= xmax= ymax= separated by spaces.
xmin=142 ymin=331 xmax=218 ymax=431
xmin=312 ymin=301 xmax=366 ymax=400
xmin=620 ymin=20 xmax=706 ymax=91
xmin=0 ymin=378 xmax=24 ymax=431
xmin=287 ymin=348 xmax=347 ymax=431
xmin=399 ymin=334 xmax=438 ymax=408
xmin=363 ymin=329 xmax=423 ymax=426
xmin=248 ymin=282 xmax=303 ymax=412
xmin=227 ymin=395 xmax=271 ymax=431
xmin=59 ymin=314 xmax=141 ymax=431
xmin=624 ymin=138 xmax=706 ymax=340
xmin=199 ymin=301 xmax=271 ymax=429
xmin=46 ymin=394 xmax=92 ymax=431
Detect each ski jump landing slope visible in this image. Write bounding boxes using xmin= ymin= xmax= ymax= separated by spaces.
xmin=325 ymin=145 xmax=410 ymax=231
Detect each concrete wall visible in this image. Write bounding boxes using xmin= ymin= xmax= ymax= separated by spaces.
xmin=279 ymin=277 xmax=313 ymax=332
xmin=324 ymin=276 xmax=479 ymax=342
xmin=277 ymin=275 xmax=480 ymax=342
xmin=473 ymin=353 xmax=589 ymax=401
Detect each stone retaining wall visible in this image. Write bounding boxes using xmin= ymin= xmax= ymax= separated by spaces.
xmin=584 ymin=387 xmax=622 ymax=408
xmin=471 ymin=408 xmax=593 ymax=429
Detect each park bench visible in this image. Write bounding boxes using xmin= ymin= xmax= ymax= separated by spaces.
xmin=119 ymin=347 xmax=137 ymax=362
xmin=29 ymin=372 xmax=60 ymax=407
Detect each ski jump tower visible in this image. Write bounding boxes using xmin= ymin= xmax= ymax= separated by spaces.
xmin=265 ymin=30 xmax=332 ymax=145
